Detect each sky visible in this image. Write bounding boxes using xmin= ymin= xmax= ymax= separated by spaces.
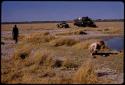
xmin=1 ymin=1 xmax=124 ymax=22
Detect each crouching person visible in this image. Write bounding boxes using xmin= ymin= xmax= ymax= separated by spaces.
xmin=89 ymin=40 xmax=105 ymax=58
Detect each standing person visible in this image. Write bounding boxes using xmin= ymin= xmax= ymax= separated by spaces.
xmin=12 ymin=25 xmax=19 ymax=44
xmin=89 ymin=40 xmax=105 ymax=58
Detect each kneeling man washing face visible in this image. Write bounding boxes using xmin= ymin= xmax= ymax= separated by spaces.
xmin=89 ymin=40 xmax=105 ymax=58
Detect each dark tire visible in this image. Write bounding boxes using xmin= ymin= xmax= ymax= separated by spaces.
xmin=57 ymin=24 xmax=60 ymax=28
xmin=57 ymin=24 xmax=63 ymax=28
xmin=64 ymin=24 xmax=69 ymax=28
xmin=82 ymin=24 xmax=86 ymax=27
xmin=90 ymin=24 xmax=97 ymax=28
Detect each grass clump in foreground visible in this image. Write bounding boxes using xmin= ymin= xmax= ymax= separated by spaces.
xmin=14 ymin=44 xmax=32 ymax=60
xmin=72 ymin=59 xmax=98 ymax=84
xmin=14 ymin=46 xmax=55 ymax=67
xmin=2 ymin=48 xmax=56 ymax=83
xmin=31 ymin=49 xmax=55 ymax=67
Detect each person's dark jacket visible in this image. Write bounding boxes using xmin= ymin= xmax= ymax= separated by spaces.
xmin=12 ymin=26 xmax=19 ymax=39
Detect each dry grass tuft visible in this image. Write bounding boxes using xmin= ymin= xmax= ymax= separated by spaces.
xmin=13 ymin=38 xmax=56 ymax=67
xmin=102 ymin=27 xmax=123 ymax=34
xmin=16 ymin=49 xmax=54 ymax=67
xmin=49 ymin=38 xmax=79 ymax=47
xmin=2 ymin=49 xmax=56 ymax=83
xmin=32 ymin=50 xmax=47 ymax=65
xmin=42 ymin=32 xmax=50 ymax=35
xmin=72 ymin=59 xmax=98 ymax=84
xmin=63 ymin=57 xmax=78 ymax=68
xmin=73 ymin=30 xmax=87 ymax=35
xmin=23 ymin=32 xmax=55 ymax=44
xmin=14 ymin=44 xmax=32 ymax=60
xmin=56 ymin=29 xmax=87 ymax=35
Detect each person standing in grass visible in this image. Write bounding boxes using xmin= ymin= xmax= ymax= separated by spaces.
xmin=12 ymin=25 xmax=19 ymax=44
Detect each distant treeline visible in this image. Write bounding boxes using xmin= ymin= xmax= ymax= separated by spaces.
xmin=1 ymin=19 xmax=124 ymax=24
xmin=94 ymin=19 xmax=124 ymax=22
xmin=1 ymin=21 xmax=66 ymax=24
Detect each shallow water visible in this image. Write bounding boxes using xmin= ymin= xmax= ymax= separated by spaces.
xmin=103 ymin=37 xmax=124 ymax=51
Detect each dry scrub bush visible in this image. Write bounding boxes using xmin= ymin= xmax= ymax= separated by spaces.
xmin=73 ymin=30 xmax=87 ymax=35
xmin=4 ymin=49 xmax=56 ymax=83
xmin=23 ymin=50 xmax=54 ymax=67
xmin=49 ymin=38 xmax=79 ymax=47
xmin=72 ymin=59 xmax=98 ymax=84
xmin=13 ymin=43 xmax=34 ymax=68
xmin=4 ymin=49 xmax=57 ymax=83
xmin=31 ymin=50 xmax=54 ymax=66
xmin=23 ymin=49 xmax=61 ymax=68
xmin=56 ymin=29 xmax=87 ymax=35
xmin=63 ymin=58 xmax=78 ymax=68
xmin=13 ymin=41 xmax=56 ymax=67
xmin=14 ymin=44 xmax=32 ymax=60
xmin=102 ymin=28 xmax=122 ymax=34
xmin=43 ymin=32 xmax=50 ymax=35
xmin=23 ymin=32 xmax=55 ymax=44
